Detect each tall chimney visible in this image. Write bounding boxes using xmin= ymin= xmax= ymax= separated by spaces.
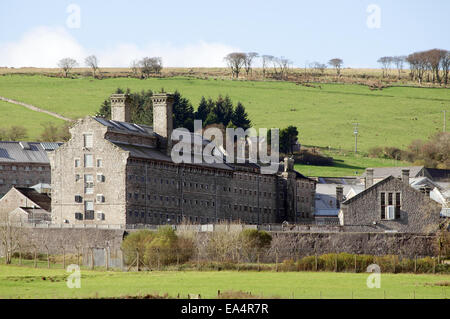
xmin=365 ymin=168 xmax=374 ymax=189
xmin=336 ymin=185 xmax=344 ymax=209
xmin=401 ymin=169 xmax=410 ymax=185
xmin=110 ymin=94 xmax=131 ymax=122
xmin=151 ymin=93 xmax=174 ymax=154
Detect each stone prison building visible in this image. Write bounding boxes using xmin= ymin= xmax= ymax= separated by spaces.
xmin=50 ymin=93 xmax=316 ymax=226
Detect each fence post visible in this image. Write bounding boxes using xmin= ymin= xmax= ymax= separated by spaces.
xmin=136 ymin=250 xmax=140 ymax=272
xmin=90 ymin=248 xmax=94 ymax=270
xmin=275 ymin=249 xmax=279 ymax=272
xmin=62 ymin=246 xmax=66 ymax=269
xmin=315 ymin=254 xmax=318 ymax=271
xmin=105 ymin=247 xmax=109 ymax=271
xmin=414 ymin=255 xmax=417 ymax=273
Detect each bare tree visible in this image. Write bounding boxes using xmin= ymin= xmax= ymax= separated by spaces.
xmin=224 ymin=52 xmax=247 ymax=78
xmin=130 ymin=59 xmax=140 ymax=77
xmin=328 ymin=58 xmax=343 ymax=76
xmin=377 ymin=56 xmax=393 ymax=78
xmin=139 ymin=57 xmax=163 ymax=78
xmin=425 ymin=49 xmax=445 ymax=84
xmin=243 ymin=52 xmax=259 ymax=77
xmin=312 ymin=62 xmax=327 ymax=75
xmin=261 ymin=55 xmax=274 ymax=79
xmin=85 ymin=55 xmax=99 ymax=77
xmin=441 ymin=50 xmax=450 ymax=85
xmin=0 ymin=214 xmax=27 ymax=264
xmin=392 ymin=56 xmax=406 ymax=79
xmin=58 ymin=58 xmax=78 ymax=77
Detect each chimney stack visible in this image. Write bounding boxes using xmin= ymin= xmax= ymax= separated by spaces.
xmin=365 ymin=168 xmax=374 ymax=189
xmin=110 ymin=94 xmax=131 ymax=122
xmin=151 ymin=93 xmax=174 ymax=155
xmin=401 ymin=169 xmax=410 ymax=185
xmin=336 ymin=185 xmax=344 ymax=209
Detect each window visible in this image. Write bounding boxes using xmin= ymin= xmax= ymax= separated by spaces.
xmin=75 ymin=174 xmax=81 ymax=182
xmin=84 ymin=201 xmax=94 ymax=220
xmin=84 ymin=174 xmax=94 ymax=194
xmin=12 ymin=166 xmax=17 ymax=171
xmin=0 ymin=179 xmax=3 ymax=184
xmin=75 ymin=212 xmax=83 ymax=220
xmin=75 ymin=195 xmax=83 ymax=203
xmin=97 ymin=159 xmax=103 ymax=168
xmin=84 ymin=154 xmax=93 ymax=168
xmin=96 ymin=194 xmax=105 ymax=203
xmin=96 ymin=173 xmax=105 ymax=182
xmin=96 ymin=212 xmax=105 ymax=221
xmin=380 ymin=192 xmax=386 ymax=219
xmin=74 ymin=159 xmax=80 ymax=168
xmin=83 ymin=134 xmax=93 ymax=148
xmin=395 ymin=192 xmax=401 ymax=219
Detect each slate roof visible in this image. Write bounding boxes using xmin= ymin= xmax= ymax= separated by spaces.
xmin=0 ymin=142 xmax=61 ymax=164
xmin=360 ymin=166 xmax=425 ymax=179
xmin=15 ymin=187 xmax=51 ymax=211
xmin=94 ymin=117 xmax=155 ymax=136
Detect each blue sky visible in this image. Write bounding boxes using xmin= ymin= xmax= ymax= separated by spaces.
xmin=0 ymin=0 xmax=449 ymax=67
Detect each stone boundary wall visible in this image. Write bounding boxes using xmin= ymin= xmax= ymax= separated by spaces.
xmin=0 ymin=227 xmax=436 ymax=259
xmin=269 ymin=232 xmax=437 ymax=260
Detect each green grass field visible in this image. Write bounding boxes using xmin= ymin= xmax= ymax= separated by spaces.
xmin=0 ymin=99 xmax=65 ymax=140
xmin=295 ymin=151 xmax=412 ymax=177
xmin=0 ymin=75 xmax=448 ymax=151
xmin=0 ymin=264 xmax=448 ymax=299
xmin=0 ymin=74 xmax=448 ymax=176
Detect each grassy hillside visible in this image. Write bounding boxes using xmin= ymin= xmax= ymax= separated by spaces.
xmin=0 ymin=75 xmax=448 ymax=152
xmin=0 ymin=264 xmax=448 ymax=299
xmin=0 ymin=99 xmax=65 ymax=140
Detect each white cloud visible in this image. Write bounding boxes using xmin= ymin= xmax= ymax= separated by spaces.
xmin=0 ymin=26 xmax=239 ymax=68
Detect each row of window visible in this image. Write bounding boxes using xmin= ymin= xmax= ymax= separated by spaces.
xmin=74 ymin=155 xmax=102 ymax=168
xmin=0 ymin=179 xmax=45 ymax=185
xmin=0 ymin=165 xmax=47 ymax=171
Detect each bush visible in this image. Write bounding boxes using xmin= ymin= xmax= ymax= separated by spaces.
xmin=121 ymin=230 xmax=154 ymax=265
xmin=240 ymin=229 xmax=272 ymax=263
xmin=293 ymin=150 xmax=333 ymax=166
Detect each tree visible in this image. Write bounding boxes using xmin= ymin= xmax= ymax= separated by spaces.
xmin=40 ymin=122 xmax=60 ymax=142
xmin=231 ymin=102 xmax=251 ymax=130
xmin=0 ymin=126 xmax=27 ymax=141
xmin=130 ymin=59 xmax=140 ymax=77
xmin=0 ymin=214 xmax=27 ymax=264
xmin=58 ymin=58 xmax=78 ymax=77
xmin=312 ymin=62 xmax=327 ymax=75
xmin=243 ymin=52 xmax=259 ymax=77
xmin=240 ymin=229 xmax=272 ymax=263
xmin=261 ymin=55 xmax=274 ymax=79
xmin=425 ymin=49 xmax=444 ymax=83
xmin=328 ymin=58 xmax=343 ymax=76
xmin=441 ymin=50 xmax=450 ymax=85
xmin=377 ymin=56 xmax=393 ymax=78
xmin=208 ymin=95 xmax=234 ymax=127
xmin=392 ymin=56 xmax=406 ymax=79
xmin=139 ymin=57 xmax=163 ymax=78
xmin=279 ymin=125 xmax=299 ymax=154
xmin=85 ymin=55 xmax=99 ymax=77
xmin=8 ymin=126 xmax=27 ymax=140
xmin=172 ymin=91 xmax=195 ymax=131
xmin=224 ymin=52 xmax=247 ymax=78
xmin=195 ymin=96 xmax=214 ymax=123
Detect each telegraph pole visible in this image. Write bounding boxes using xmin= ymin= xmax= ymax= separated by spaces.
xmin=353 ymin=123 xmax=359 ymax=153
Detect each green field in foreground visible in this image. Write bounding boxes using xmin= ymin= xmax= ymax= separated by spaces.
xmin=0 ymin=265 xmax=449 ymax=299
xmin=0 ymin=75 xmax=448 ymax=152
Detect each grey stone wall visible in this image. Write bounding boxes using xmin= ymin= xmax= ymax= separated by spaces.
xmin=268 ymin=232 xmax=437 ymax=260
